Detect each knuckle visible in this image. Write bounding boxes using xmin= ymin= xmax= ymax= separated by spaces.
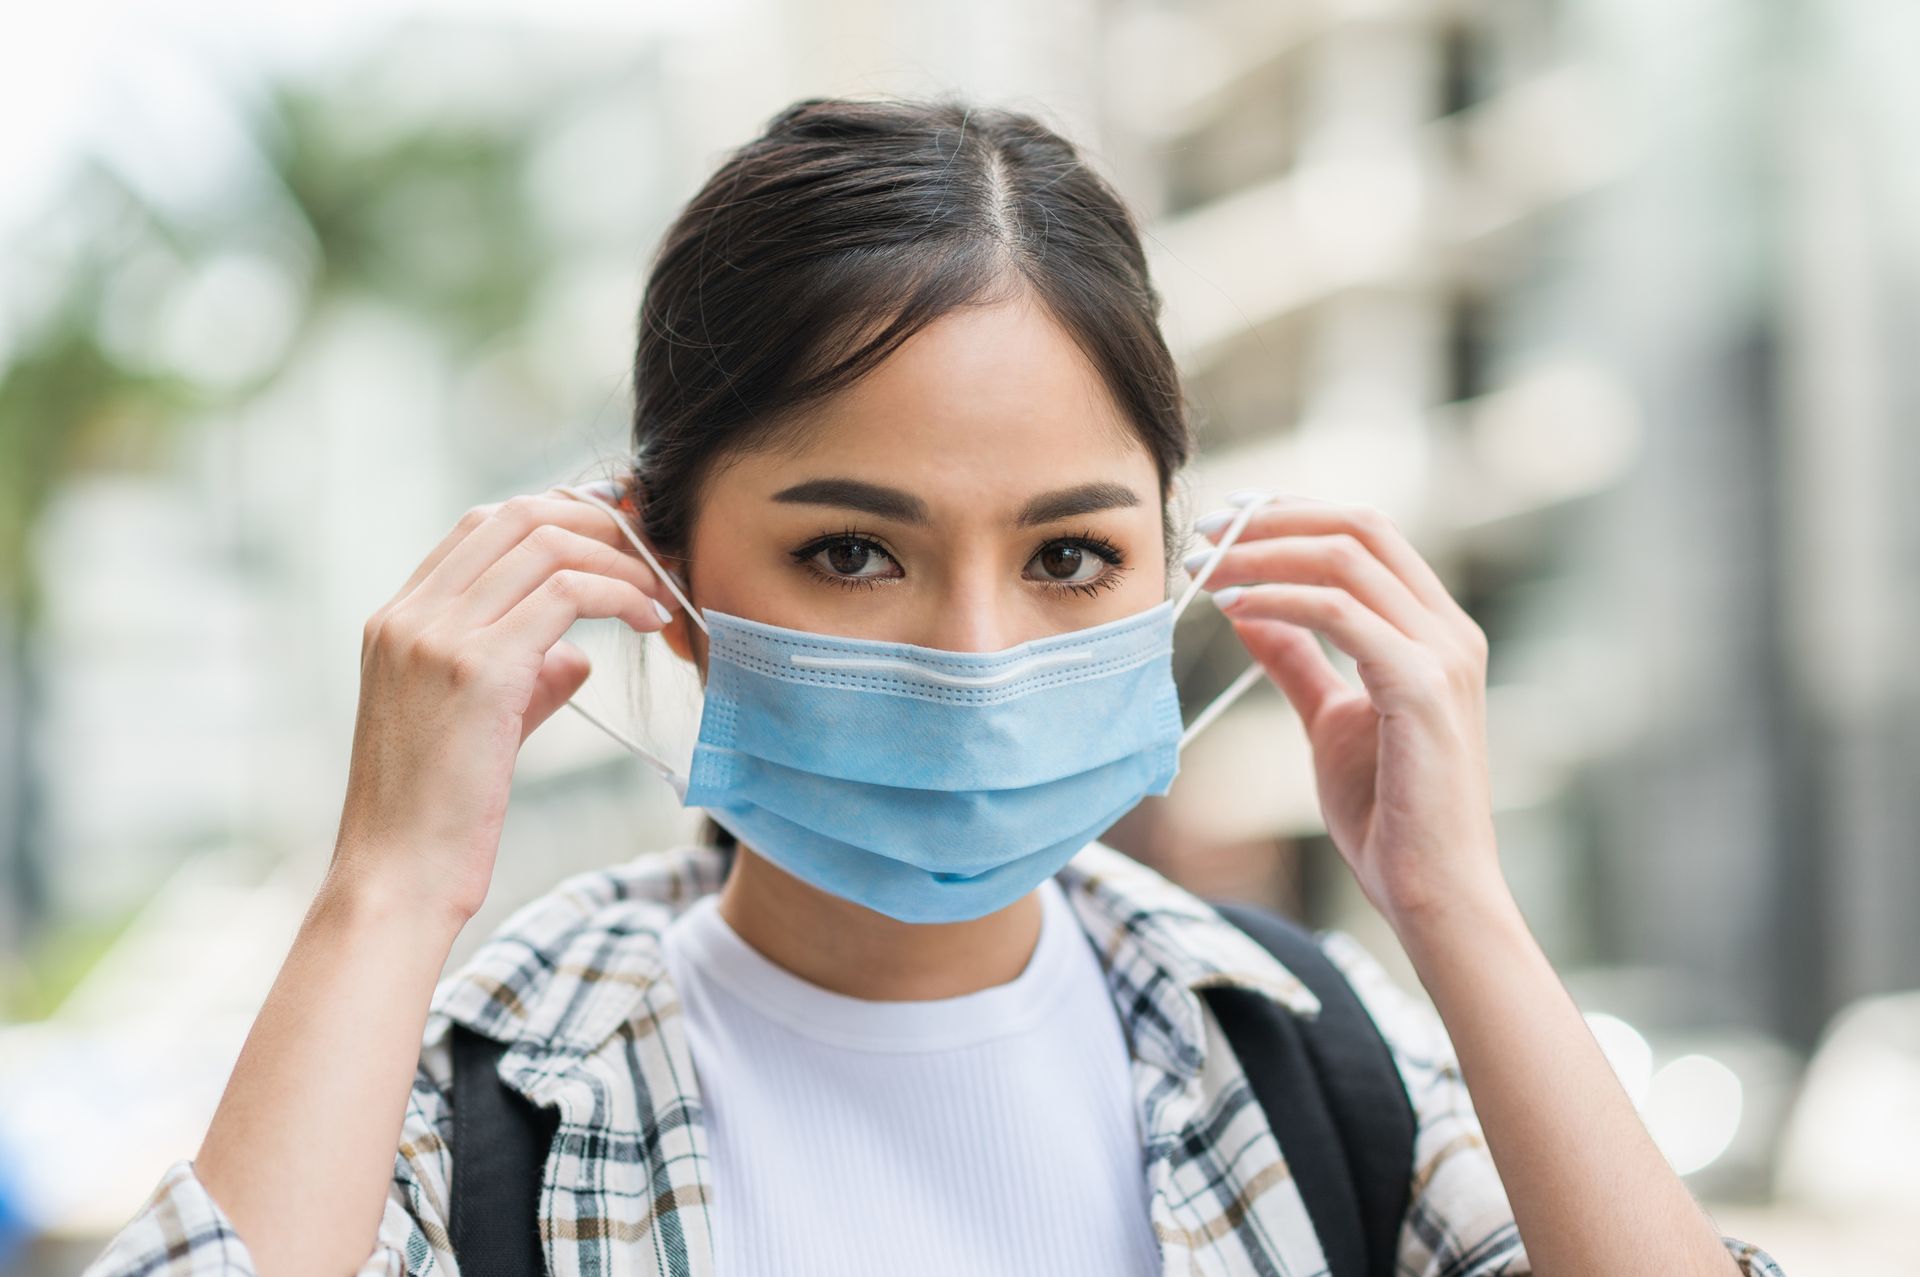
xmin=543 ymin=568 xmax=590 ymax=604
xmin=445 ymin=647 xmax=489 ymax=689
xmin=541 ymin=570 xmax=577 ymax=604
xmin=391 ymin=629 xmax=456 ymax=679
xmin=527 ymin=521 xmax=574 ymax=559
xmin=499 ymin=493 xmax=546 ymax=526
xmin=1412 ymin=656 xmax=1453 ymax=698
xmin=575 ymin=534 xmax=625 ymax=573
xmin=360 ymin=613 xmax=394 ymax=663
xmin=400 ymin=630 xmax=443 ymax=666
xmin=1351 ymin=504 xmax=1394 ymax=538
xmin=1453 ymin=637 xmax=1489 ymax=684
xmin=371 ymin=610 xmax=419 ymax=655
xmin=1325 ymin=533 xmax=1367 ymax=573
xmin=1307 ymin=588 xmax=1344 ymax=624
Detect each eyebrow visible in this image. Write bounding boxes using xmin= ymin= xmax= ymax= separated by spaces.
xmin=770 ymin=477 xmax=1141 ymax=528
xmin=771 ymin=478 xmax=930 ymax=524
xmin=1018 ymin=480 xmax=1142 ymax=526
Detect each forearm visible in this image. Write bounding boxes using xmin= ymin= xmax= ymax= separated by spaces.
xmin=1393 ymin=884 xmax=1739 ymax=1277
xmin=193 ymin=856 xmax=466 ymax=1277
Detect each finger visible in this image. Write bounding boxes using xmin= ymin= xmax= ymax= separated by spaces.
xmin=485 ymin=569 xmax=672 ymax=660
xmin=520 ymin=638 xmax=593 ymax=742
xmin=409 ymin=493 xmax=677 ymax=616
xmin=1228 ymin=615 xmax=1350 ymax=729
xmin=453 ymin=523 xmax=677 ymax=631
xmin=1213 ymin=582 xmax=1442 ymax=715
xmin=1197 ymin=499 xmax=1461 ymax=622
xmin=1189 ymin=532 xmax=1441 ymax=645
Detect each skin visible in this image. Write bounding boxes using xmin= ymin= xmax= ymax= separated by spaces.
xmin=186 ymin=290 xmax=1739 ymax=1277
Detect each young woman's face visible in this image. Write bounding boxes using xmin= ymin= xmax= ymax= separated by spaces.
xmin=661 ymin=293 xmax=1168 ymax=673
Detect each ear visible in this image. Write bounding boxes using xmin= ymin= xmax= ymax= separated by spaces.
xmin=658 ymin=606 xmax=698 ymax=666
xmin=610 ymin=479 xmax=699 ymax=668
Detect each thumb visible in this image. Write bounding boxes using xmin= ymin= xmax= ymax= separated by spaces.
xmin=521 ymin=639 xmax=594 ymax=741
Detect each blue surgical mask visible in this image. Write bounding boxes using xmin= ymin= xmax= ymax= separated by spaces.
xmin=555 ymin=484 xmax=1273 ymax=923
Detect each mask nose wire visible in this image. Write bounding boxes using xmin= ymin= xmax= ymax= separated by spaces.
xmin=1174 ymin=493 xmax=1280 ymax=752
xmin=545 ymin=482 xmax=703 ymax=799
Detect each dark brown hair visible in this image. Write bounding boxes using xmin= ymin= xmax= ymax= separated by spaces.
xmin=615 ymin=95 xmax=1197 ymax=850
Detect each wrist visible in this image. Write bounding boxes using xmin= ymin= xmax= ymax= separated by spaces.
xmin=316 ymin=860 xmax=472 ymax=950
xmin=1382 ymin=868 xmax=1525 ymax=969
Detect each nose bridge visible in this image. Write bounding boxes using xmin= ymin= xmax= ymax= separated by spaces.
xmin=920 ymin=556 xmax=1023 ymax=653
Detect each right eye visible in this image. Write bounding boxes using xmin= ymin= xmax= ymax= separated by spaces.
xmin=794 ymin=534 xmax=904 ymax=586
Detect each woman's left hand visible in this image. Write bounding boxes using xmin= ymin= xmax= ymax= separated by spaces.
xmin=1189 ymin=491 xmax=1506 ymax=935
xmin=1193 ymin=494 xmax=1778 ymax=1277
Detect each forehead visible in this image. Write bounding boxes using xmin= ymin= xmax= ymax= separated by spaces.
xmin=731 ymin=296 xmax=1155 ymax=509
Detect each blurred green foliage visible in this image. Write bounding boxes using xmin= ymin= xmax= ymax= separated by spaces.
xmin=0 ymin=47 xmax=575 ymax=1009
xmin=0 ymin=896 xmax=146 ymax=1021
xmin=0 ymin=173 xmax=199 ymax=627
xmin=0 ymin=68 xmax=561 ymax=616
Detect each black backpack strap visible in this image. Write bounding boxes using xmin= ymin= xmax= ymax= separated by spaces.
xmin=1201 ymin=899 xmax=1416 ymax=1277
xmin=448 ymin=1021 xmax=559 ymax=1276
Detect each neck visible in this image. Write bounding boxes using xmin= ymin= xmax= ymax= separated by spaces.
xmin=714 ymin=841 xmax=1045 ymax=1000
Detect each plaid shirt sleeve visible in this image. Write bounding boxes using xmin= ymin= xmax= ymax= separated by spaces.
xmin=81 ymin=1046 xmax=461 ymax=1277
xmin=1315 ymin=928 xmax=1790 ymax=1277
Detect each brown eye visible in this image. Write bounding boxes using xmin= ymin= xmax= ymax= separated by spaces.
xmin=1037 ymin=544 xmax=1085 ymax=580
xmin=800 ymin=535 xmax=901 ymax=580
xmin=1026 ymin=541 xmax=1105 ymax=584
xmin=827 ymin=541 xmax=874 ymax=575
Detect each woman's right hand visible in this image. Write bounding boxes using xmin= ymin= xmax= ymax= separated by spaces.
xmin=328 ymin=488 xmax=679 ymax=926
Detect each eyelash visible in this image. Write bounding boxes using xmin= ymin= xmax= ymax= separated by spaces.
xmin=789 ymin=525 xmax=1130 ymax=599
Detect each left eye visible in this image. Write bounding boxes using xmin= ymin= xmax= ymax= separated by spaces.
xmin=1025 ymin=542 xmax=1103 ymax=584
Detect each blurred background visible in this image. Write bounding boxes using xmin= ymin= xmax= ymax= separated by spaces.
xmin=3 ymin=0 xmax=1915 ymax=1272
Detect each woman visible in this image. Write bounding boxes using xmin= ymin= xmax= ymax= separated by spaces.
xmin=86 ymin=96 xmax=1786 ymax=1276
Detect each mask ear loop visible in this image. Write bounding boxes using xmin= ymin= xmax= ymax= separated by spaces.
xmin=1172 ymin=495 xmax=1268 ymax=619
xmin=545 ymin=481 xmax=706 ymax=798
xmin=553 ymin=482 xmax=708 ymax=635
xmin=1173 ymin=493 xmax=1279 ymax=751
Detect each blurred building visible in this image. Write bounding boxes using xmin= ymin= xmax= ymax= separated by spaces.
xmin=1091 ymin=0 xmax=1918 ymax=1069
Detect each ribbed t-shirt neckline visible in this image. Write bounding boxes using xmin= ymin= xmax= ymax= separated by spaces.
xmin=664 ymin=876 xmax=1084 ymax=1053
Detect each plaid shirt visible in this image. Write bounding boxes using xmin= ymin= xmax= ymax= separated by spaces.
xmin=89 ymin=837 xmax=1787 ymax=1277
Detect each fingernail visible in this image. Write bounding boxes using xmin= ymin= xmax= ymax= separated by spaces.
xmin=1181 ymin=547 xmax=1217 ymax=575
xmin=1193 ymin=510 xmax=1233 ymax=536
xmin=653 ymin=599 xmax=673 ymax=624
xmin=1213 ymin=585 xmax=1245 ymax=609
xmin=1226 ymin=489 xmax=1273 ymax=507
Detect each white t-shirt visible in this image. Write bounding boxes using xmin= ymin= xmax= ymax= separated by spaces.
xmin=659 ymin=874 xmax=1163 ymax=1276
